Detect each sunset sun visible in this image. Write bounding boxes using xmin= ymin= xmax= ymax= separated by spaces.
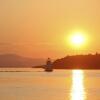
xmin=68 ymin=32 xmax=86 ymax=48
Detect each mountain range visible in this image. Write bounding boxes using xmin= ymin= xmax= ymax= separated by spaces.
xmin=0 ymin=54 xmax=45 ymax=67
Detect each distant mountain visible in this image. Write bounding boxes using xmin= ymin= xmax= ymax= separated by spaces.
xmin=53 ymin=54 xmax=100 ymax=69
xmin=0 ymin=54 xmax=45 ymax=67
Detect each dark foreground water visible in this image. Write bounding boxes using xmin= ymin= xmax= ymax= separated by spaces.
xmin=0 ymin=68 xmax=100 ymax=100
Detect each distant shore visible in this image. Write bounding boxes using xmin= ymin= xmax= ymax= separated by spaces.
xmin=52 ymin=54 xmax=100 ymax=69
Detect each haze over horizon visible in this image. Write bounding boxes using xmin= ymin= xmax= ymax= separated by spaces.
xmin=0 ymin=0 xmax=100 ymax=59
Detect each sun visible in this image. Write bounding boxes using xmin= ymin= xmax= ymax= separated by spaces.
xmin=71 ymin=33 xmax=85 ymax=46
xmin=68 ymin=32 xmax=86 ymax=48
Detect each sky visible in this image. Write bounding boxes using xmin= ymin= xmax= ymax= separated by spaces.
xmin=0 ymin=0 xmax=100 ymax=59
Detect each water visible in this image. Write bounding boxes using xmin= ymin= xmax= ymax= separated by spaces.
xmin=0 ymin=68 xmax=100 ymax=100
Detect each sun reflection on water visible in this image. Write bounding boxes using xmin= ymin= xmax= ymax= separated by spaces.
xmin=71 ymin=70 xmax=86 ymax=100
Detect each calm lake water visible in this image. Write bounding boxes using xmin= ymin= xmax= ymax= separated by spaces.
xmin=0 ymin=68 xmax=100 ymax=100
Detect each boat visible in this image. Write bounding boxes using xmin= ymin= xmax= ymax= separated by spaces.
xmin=45 ymin=58 xmax=53 ymax=72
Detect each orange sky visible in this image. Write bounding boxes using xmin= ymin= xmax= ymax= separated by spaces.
xmin=0 ymin=0 xmax=100 ymax=58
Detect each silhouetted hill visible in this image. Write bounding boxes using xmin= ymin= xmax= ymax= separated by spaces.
xmin=53 ymin=54 xmax=100 ymax=69
xmin=0 ymin=54 xmax=45 ymax=67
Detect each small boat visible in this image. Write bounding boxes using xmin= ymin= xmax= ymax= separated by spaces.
xmin=45 ymin=68 xmax=53 ymax=72
xmin=45 ymin=58 xmax=53 ymax=72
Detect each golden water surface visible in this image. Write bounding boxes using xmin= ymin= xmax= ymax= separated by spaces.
xmin=0 ymin=68 xmax=99 ymax=100
xmin=71 ymin=70 xmax=86 ymax=100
